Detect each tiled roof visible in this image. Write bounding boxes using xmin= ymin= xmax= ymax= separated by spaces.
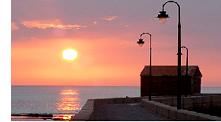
xmin=140 ymin=65 xmax=202 ymax=77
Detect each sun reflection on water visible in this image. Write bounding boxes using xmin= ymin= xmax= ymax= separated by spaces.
xmin=56 ymin=89 xmax=80 ymax=113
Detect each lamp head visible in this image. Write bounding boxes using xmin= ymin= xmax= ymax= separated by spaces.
xmin=157 ymin=10 xmax=169 ymax=24
xmin=137 ymin=38 xmax=144 ymax=47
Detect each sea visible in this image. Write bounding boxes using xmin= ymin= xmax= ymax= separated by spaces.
xmin=11 ymin=86 xmax=221 ymax=115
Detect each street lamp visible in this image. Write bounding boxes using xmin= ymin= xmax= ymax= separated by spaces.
xmin=137 ymin=32 xmax=152 ymax=101
xmin=181 ymin=46 xmax=189 ymax=97
xmin=157 ymin=1 xmax=182 ymax=109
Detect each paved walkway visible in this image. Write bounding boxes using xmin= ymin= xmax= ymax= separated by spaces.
xmin=90 ymin=103 xmax=169 ymax=121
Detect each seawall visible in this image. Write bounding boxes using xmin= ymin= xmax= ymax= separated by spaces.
xmin=74 ymin=94 xmax=221 ymax=121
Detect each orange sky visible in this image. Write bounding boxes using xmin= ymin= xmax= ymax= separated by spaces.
xmin=11 ymin=35 xmax=221 ymax=86
xmin=12 ymin=35 xmax=145 ymax=86
xmin=12 ymin=0 xmax=221 ymax=86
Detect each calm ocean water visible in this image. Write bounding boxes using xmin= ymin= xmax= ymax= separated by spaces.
xmin=11 ymin=86 xmax=139 ymax=114
xmin=11 ymin=86 xmax=221 ymax=114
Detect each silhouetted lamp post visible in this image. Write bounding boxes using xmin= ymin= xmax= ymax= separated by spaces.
xmin=157 ymin=1 xmax=182 ymax=109
xmin=181 ymin=46 xmax=189 ymax=96
xmin=137 ymin=32 xmax=152 ymax=101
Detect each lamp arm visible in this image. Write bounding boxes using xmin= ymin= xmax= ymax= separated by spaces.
xmin=162 ymin=1 xmax=181 ymax=23
xmin=140 ymin=33 xmax=152 ymax=48
xmin=140 ymin=33 xmax=151 ymax=38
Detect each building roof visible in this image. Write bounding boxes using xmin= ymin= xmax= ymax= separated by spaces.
xmin=140 ymin=65 xmax=202 ymax=77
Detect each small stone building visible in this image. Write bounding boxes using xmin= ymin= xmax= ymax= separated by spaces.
xmin=140 ymin=65 xmax=202 ymax=96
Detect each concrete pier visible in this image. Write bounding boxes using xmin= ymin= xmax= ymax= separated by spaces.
xmin=74 ymin=94 xmax=221 ymax=121
xmin=90 ymin=103 xmax=167 ymax=120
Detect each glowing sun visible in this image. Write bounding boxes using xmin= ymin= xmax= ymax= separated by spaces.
xmin=62 ymin=48 xmax=78 ymax=61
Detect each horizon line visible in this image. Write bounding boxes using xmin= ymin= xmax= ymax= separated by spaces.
xmin=11 ymin=85 xmax=140 ymax=87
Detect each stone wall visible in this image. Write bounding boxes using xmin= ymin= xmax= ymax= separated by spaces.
xmin=152 ymin=94 xmax=221 ymax=110
xmin=141 ymin=98 xmax=221 ymax=120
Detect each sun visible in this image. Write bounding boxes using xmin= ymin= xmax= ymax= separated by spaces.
xmin=62 ymin=48 xmax=78 ymax=61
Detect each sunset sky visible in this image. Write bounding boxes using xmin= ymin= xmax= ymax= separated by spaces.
xmin=12 ymin=0 xmax=221 ymax=86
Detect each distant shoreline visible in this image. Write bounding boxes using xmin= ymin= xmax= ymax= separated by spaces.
xmin=11 ymin=113 xmax=74 ymax=121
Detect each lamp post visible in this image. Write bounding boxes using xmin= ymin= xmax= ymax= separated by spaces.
xmin=157 ymin=1 xmax=182 ymax=109
xmin=181 ymin=46 xmax=189 ymax=97
xmin=137 ymin=32 xmax=152 ymax=101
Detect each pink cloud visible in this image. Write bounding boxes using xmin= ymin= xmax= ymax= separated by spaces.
xmin=102 ymin=16 xmax=118 ymax=21
xmin=22 ymin=19 xmax=87 ymax=30
xmin=12 ymin=22 xmax=19 ymax=31
xmin=93 ymin=21 xmax=97 ymax=25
